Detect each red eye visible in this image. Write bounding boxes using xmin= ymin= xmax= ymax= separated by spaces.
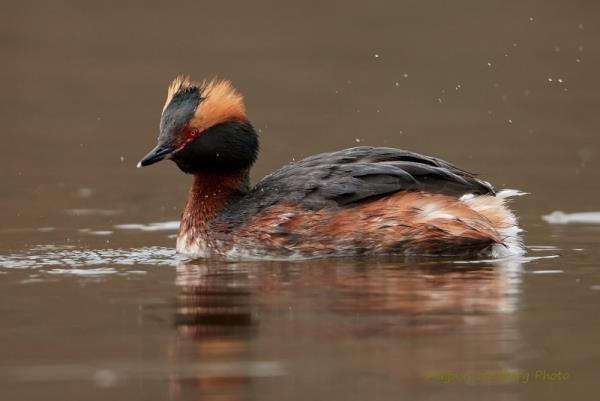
xmin=186 ymin=128 xmax=200 ymax=140
xmin=174 ymin=128 xmax=201 ymax=153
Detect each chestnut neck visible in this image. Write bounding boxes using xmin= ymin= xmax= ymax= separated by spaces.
xmin=179 ymin=169 xmax=250 ymax=236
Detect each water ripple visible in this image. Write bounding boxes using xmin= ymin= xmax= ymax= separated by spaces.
xmin=0 ymin=246 xmax=182 ymax=269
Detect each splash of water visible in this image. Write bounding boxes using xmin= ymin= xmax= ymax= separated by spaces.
xmin=0 ymin=245 xmax=183 ymax=270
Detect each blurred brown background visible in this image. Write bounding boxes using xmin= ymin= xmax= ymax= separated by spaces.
xmin=2 ymin=0 xmax=599 ymax=233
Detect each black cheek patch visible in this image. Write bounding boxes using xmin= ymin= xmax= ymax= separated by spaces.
xmin=172 ymin=121 xmax=259 ymax=174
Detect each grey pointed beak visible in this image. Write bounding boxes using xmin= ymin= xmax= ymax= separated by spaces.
xmin=137 ymin=144 xmax=173 ymax=168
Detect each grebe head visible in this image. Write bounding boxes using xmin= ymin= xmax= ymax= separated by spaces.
xmin=138 ymin=76 xmax=258 ymax=174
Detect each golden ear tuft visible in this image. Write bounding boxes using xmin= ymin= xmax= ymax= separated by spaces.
xmin=162 ymin=75 xmax=248 ymax=130
xmin=190 ymin=78 xmax=247 ymax=130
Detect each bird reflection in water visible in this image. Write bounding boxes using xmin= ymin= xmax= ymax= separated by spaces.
xmin=168 ymin=257 xmax=522 ymax=400
xmin=168 ymin=261 xmax=258 ymax=401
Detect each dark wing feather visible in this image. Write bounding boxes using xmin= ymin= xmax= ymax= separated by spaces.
xmin=319 ymin=161 xmax=484 ymax=205
xmin=219 ymin=147 xmax=494 ymax=224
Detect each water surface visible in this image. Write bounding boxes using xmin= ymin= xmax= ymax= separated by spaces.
xmin=2 ymin=1 xmax=600 ymax=400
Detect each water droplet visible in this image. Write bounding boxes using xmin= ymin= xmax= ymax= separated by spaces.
xmin=77 ymin=188 xmax=93 ymax=198
xmin=374 ymin=53 xmax=380 ymax=58
xmin=355 ymin=138 xmax=361 ymax=143
xmin=557 ymin=78 xmax=563 ymax=83
xmin=402 ymin=73 xmax=409 ymax=78
xmin=529 ymin=17 xmax=534 ymax=22
xmin=487 ymin=62 xmax=492 ymax=67
xmin=93 ymin=369 xmax=118 ymax=388
xmin=437 ymin=98 xmax=443 ymax=104
xmin=508 ymin=119 xmax=513 ymax=124
xmin=548 ymin=78 xmax=553 ymax=82
xmin=120 ymin=156 xmax=124 ymax=162
xmin=395 ymin=81 xmax=399 ymax=86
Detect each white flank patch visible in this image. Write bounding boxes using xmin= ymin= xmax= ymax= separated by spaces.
xmin=461 ymin=189 xmax=525 ymax=257
xmin=491 ymin=224 xmax=525 ymax=258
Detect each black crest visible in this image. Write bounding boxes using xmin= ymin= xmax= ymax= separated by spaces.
xmin=159 ymin=86 xmax=202 ymax=144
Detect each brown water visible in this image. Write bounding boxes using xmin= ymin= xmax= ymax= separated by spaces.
xmin=2 ymin=1 xmax=600 ymax=400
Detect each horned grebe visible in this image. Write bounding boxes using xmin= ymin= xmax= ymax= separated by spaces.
xmin=138 ymin=76 xmax=523 ymax=259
